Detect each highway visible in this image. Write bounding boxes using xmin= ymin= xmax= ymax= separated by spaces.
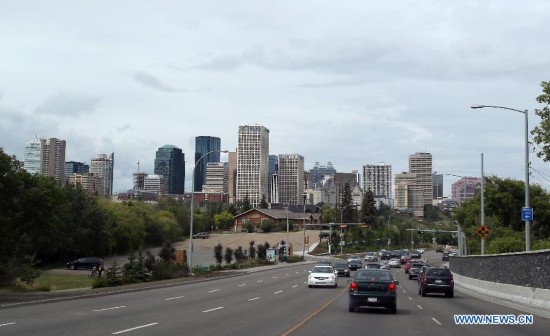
xmin=1 ymin=251 xmax=548 ymax=335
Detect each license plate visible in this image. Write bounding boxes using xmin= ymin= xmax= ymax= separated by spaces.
xmin=435 ymin=279 xmax=442 ymax=284
xmin=367 ymin=297 xmax=378 ymax=303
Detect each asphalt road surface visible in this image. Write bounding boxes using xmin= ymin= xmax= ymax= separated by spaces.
xmin=3 ymin=250 xmax=549 ymax=335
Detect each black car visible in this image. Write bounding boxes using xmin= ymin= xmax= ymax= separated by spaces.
xmin=66 ymin=257 xmax=104 ymax=270
xmin=348 ymin=269 xmax=399 ymax=313
xmin=379 ymin=251 xmax=391 ymax=260
xmin=348 ymin=259 xmax=362 ymax=270
xmin=408 ymin=262 xmax=425 ymax=280
xmin=316 ymin=259 xmax=332 ymax=266
xmin=334 ymin=263 xmax=351 ymax=277
xmin=441 ymin=252 xmax=449 ymax=261
xmin=410 ymin=250 xmax=422 ymax=259
xmin=419 ymin=266 xmax=454 ymax=298
xmin=193 ymin=232 xmax=210 ymax=239
xmin=436 ymin=246 xmax=444 ymax=253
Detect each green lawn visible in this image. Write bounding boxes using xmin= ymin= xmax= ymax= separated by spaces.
xmin=0 ymin=274 xmax=93 ymax=293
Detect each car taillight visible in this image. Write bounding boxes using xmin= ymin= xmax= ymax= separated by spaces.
xmin=422 ymin=276 xmax=427 ymax=284
xmin=350 ymin=282 xmax=358 ymax=292
xmin=451 ymin=277 xmax=454 ymax=285
xmin=388 ymin=283 xmax=396 ymax=293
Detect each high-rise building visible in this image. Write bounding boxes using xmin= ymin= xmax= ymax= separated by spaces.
xmin=40 ymin=138 xmax=66 ymax=183
xmin=23 ymin=137 xmax=41 ymax=174
xmin=228 ymin=151 xmax=237 ymax=203
xmin=90 ymin=153 xmax=114 ymax=197
xmin=394 ymin=172 xmax=423 ymax=215
xmin=154 ymin=145 xmax=185 ymax=194
xmin=133 ymin=172 xmax=147 ymax=191
xmin=409 ymin=152 xmax=433 ymax=206
xmin=68 ymin=172 xmax=104 ymax=196
xmin=236 ymin=124 xmax=269 ymax=207
xmin=65 ymin=161 xmax=89 ymax=182
xmin=143 ymin=174 xmax=168 ymax=195
xmin=278 ymin=154 xmax=305 ymax=205
xmin=309 ymin=162 xmax=336 ymax=189
xmin=203 ymin=162 xmax=229 ymax=193
xmin=194 ymin=136 xmax=221 ymax=192
xmin=432 ymin=172 xmax=443 ymax=200
xmin=268 ymin=154 xmax=278 ymax=202
xmin=363 ymin=163 xmax=392 ymax=198
xmin=451 ymin=176 xmax=482 ymax=202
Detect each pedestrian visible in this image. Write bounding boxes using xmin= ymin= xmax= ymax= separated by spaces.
xmin=98 ymin=265 xmax=104 ymax=277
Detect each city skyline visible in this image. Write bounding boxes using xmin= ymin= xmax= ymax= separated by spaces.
xmin=2 ymin=1 xmax=550 ymax=197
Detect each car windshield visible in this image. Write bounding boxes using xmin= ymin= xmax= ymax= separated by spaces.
xmin=367 ymin=252 xmax=375 ymax=256
xmin=356 ymin=270 xmax=391 ymax=281
xmin=334 ymin=263 xmax=347 ymax=268
xmin=366 ymin=264 xmax=381 ymax=268
xmin=312 ymin=267 xmax=333 ymax=273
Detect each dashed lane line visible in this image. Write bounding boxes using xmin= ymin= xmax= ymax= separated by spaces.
xmin=248 ymin=297 xmax=260 ymax=301
xmin=0 ymin=323 xmax=16 ymax=327
xmin=274 ymin=290 xmax=283 ymax=294
xmin=165 ymin=296 xmax=184 ymax=301
xmin=112 ymin=322 xmax=158 ymax=335
xmin=417 ymin=305 xmax=423 ymax=310
xmin=93 ymin=306 xmax=126 ymax=312
xmin=203 ymin=307 xmax=224 ymax=313
xmin=208 ymin=289 xmax=221 ymax=293
xmin=432 ymin=318 xmax=442 ymax=325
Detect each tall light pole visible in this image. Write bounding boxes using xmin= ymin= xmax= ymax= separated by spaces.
xmin=302 ymin=192 xmax=307 ymax=259
xmin=188 ymin=149 xmax=228 ymax=274
xmin=471 ymin=105 xmax=530 ymax=251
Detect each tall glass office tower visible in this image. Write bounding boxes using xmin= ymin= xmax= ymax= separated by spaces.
xmin=154 ymin=145 xmax=185 ymax=194
xmin=194 ymin=136 xmax=221 ymax=192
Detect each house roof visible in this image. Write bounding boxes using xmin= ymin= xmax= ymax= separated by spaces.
xmin=234 ymin=208 xmax=321 ymax=220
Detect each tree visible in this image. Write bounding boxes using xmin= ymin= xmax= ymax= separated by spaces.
xmin=214 ymin=243 xmax=223 ymax=265
xmin=241 ymin=194 xmax=252 ymax=213
xmin=158 ymin=240 xmax=176 ymax=263
xmin=532 ymin=81 xmax=550 ymax=161
xmin=361 ymin=189 xmax=377 ymax=226
xmin=340 ymin=182 xmax=354 ymax=223
xmin=259 ymin=194 xmax=268 ymax=209
xmin=214 ymin=211 xmax=234 ymax=230
xmin=224 ymin=247 xmax=234 ymax=265
xmin=320 ymin=204 xmax=336 ymax=223
xmin=248 ymin=240 xmax=256 ymax=259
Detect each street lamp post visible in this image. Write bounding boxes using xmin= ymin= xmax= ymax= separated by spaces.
xmin=471 ymin=105 xmax=530 ymax=251
xmin=188 ymin=149 xmax=228 ymax=274
xmin=302 ymin=193 xmax=307 ymax=259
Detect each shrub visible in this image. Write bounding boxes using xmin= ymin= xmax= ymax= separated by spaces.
xmin=286 ymin=256 xmax=304 ymax=263
xmin=214 ymin=243 xmax=223 ymax=265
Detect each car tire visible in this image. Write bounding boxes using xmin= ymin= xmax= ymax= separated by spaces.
xmin=71 ymin=265 xmax=76 ymax=270
xmin=334 ymin=283 xmax=338 ymax=288
xmin=308 ymin=285 xmax=312 ymax=288
xmin=408 ymin=275 xmax=412 ymax=280
xmin=389 ymin=305 xmax=397 ymax=314
xmin=418 ymin=287 xmax=421 ymax=295
xmin=448 ymin=291 xmax=454 ymax=298
xmin=348 ymin=302 xmax=355 ymax=312
xmin=421 ymin=287 xmax=426 ymax=297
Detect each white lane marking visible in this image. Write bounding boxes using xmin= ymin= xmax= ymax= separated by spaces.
xmin=432 ymin=318 xmax=442 ymax=325
xmin=408 ymin=297 xmax=413 ymax=300
xmin=274 ymin=290 xmax=283 ymax=294
xmin=237 ymin=284 xmax=246 ymax=287
xmin=112 ymin=322 xmax=158 ymax=334
xmin=93 ymin=306 xmax=126 ymax=312
xmin=273 ymin=276 xmax=279 ymax=279
xmin=286 ymin=274 xmax=289 ymax=276
xmin=403 ymin=290 xmax=407 ymax=293
xmin=292 ymin=285 xmax=298 ymax=288
xmin=295 ymin=271 xmax=299 ymax=274
xmin=0 ymin=322 xmax=16 ymax=327
xmin=165 ymin=296 xmax=184 ymax=301
xmin=208 ymin=289 xmax=221 ymax=293
xmin=203 ymin=307 xmax=224 ymax=313
xmin=248 ymin=297 xmax=260 ymax=301
xmin=417 ymin=305 xmax=423 ymax=310
xmin=257 ymin=280 xmax=263 ymax=283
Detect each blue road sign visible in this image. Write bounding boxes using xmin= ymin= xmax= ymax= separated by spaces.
xmin=522 ymin=207 xmax=533 ymax=221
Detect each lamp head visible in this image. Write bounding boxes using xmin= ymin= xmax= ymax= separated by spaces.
xmin=221 ymin=150 xmax=229 ymax=153
xmin=470 ymin=105 xmax=485 ymax=109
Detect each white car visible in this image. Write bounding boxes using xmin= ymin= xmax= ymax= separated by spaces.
xmin=417 ymin=248 xmax=425 ymax=254
xmin=388 ymin=258 xmax=401 ymax=268
xmin=364 ymin=252 xmax=378 ymax=262
xmin=308 ymin=265 xmax=338 ymax=288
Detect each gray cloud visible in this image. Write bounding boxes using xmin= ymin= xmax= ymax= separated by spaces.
xmin=34 ymin=93 xmax=100 ymax=117
xmin=133 ymin=72 xmax=184 ymax=92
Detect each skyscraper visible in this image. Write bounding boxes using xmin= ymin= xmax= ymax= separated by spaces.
xmin=194 ymin=136 xmax=221 ymax=192
xmin=278 ymin=154 xmax=305 ymax=205
xmin=236 ymin=124 xmax=269 ymax=207
xmin=65 ymin=161 xmax=90 ymax=182
xmin=432 ymin=172 xmax=443 ymax=200
xmin=154 ymin=145 xmax=185 ymax=194
xmin=309 ymin=162 xmax=336 ymax=189
xmin=363 ymin=163 xmax=392 ymax=198
xmin=409 ymin=152 xmax=433 ymax=207
xmin=90 ymin=153 xmax=114 ymax=197
xmin=40 ymin=138 xmax=66 ymax=183
xmin=23 ymin=137 xmax=41 ymax=174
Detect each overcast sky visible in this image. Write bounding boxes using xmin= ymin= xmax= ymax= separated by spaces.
xmin=2 ymin=0 xmax=550 ymax=196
